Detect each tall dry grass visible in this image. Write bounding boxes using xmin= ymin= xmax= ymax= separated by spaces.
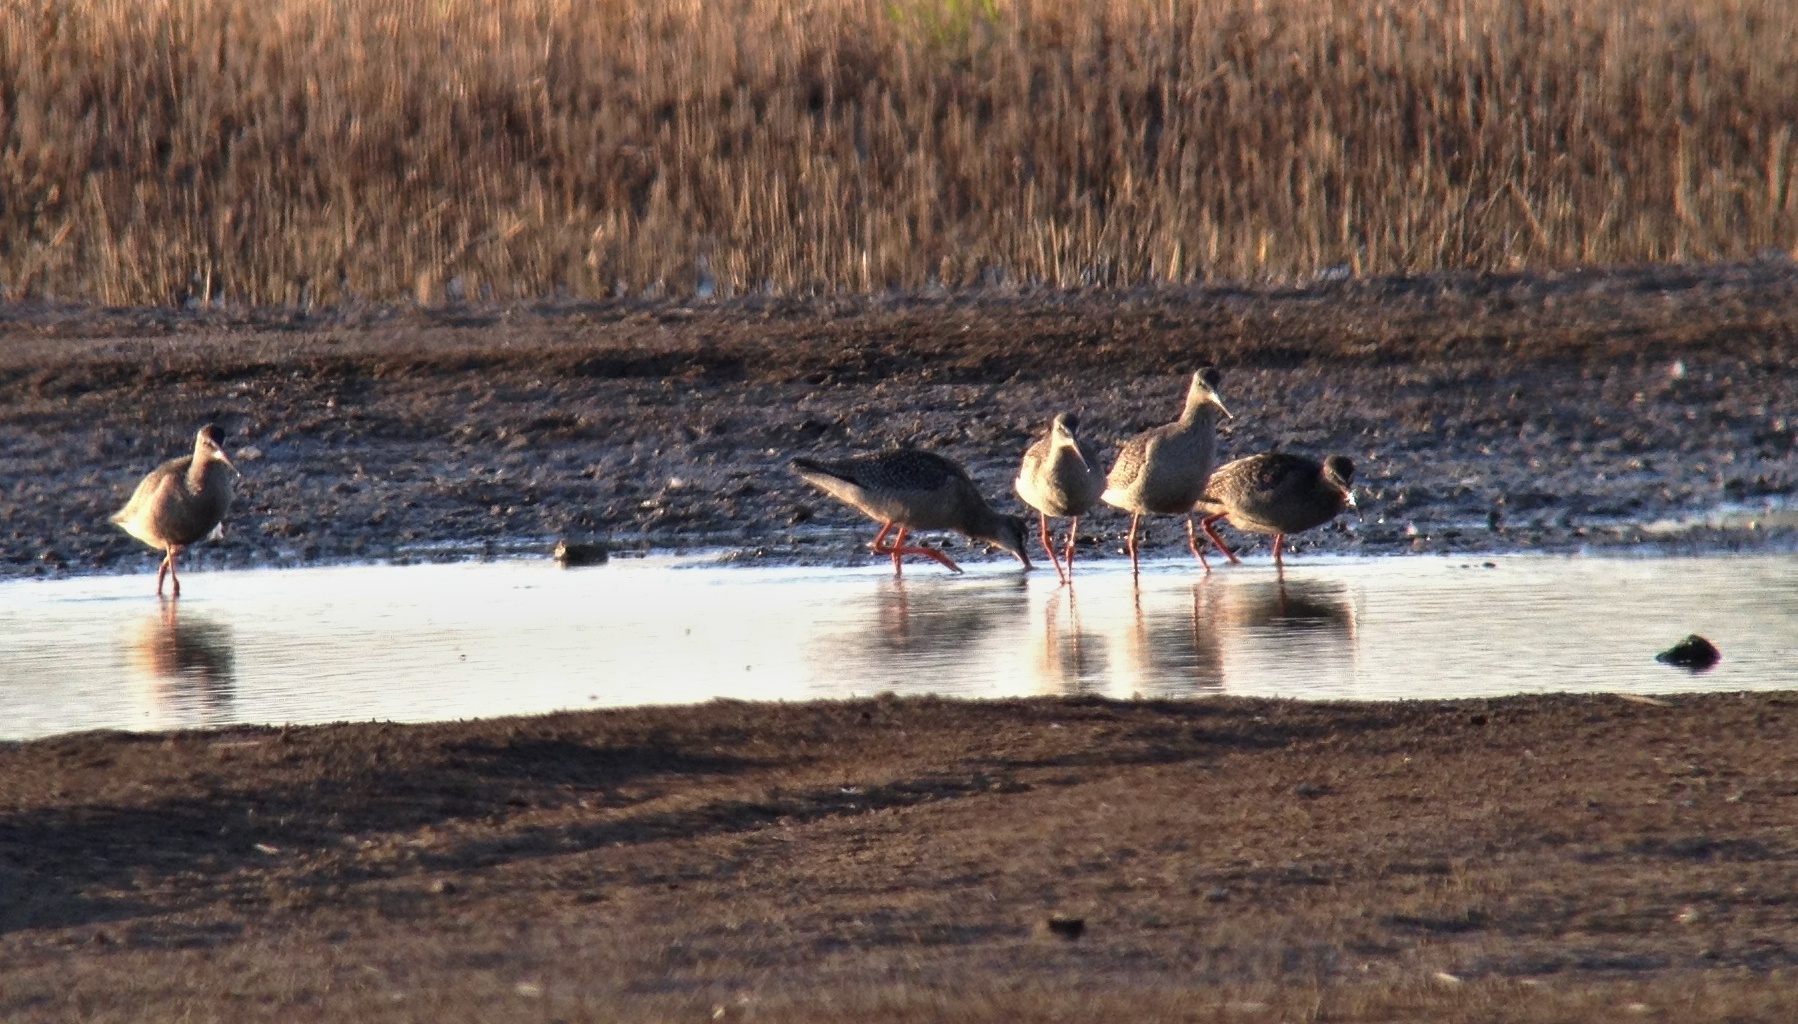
xmin=1 ymin=0 xmax=1795 ymax=306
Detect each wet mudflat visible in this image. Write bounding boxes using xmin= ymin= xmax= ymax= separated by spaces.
xmin=1 ymin=553 xmax=1794 ymax=741
xmin=1 ymin=264 xmax=1795 ymax=581
xmin=1 ymin=269 xmax=1796 ymax=1020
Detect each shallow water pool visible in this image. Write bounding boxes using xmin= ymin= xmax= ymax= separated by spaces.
xmin=0 ymin=553 xmax=1793 ymax=741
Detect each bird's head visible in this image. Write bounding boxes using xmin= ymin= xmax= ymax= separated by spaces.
xmin=989 ymin=514 xmax=1034 ymax=571
xmin=1186 ymin=366 xmax=1232 ymax=420
xmin=1049 ymin=413 xmax=1090 ymax=469
xmin=196 ymin=424 xmax=235 ymax=470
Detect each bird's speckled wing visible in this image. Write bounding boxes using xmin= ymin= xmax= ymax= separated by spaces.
xmin=829 ymin=449 xmax=968 ymax=492
xmin=1017 ymin=433 xmax=1053 ymax=480
xmin=794 ymin=448 xmax=966 ymax=508
xmin=794 ymin=448 xmax=995 ymax=534
xmin=1212 ymin=453 xmax=1309 ymax=500
xmin=1106 ymin=422 xmax=1178 ymax=493
xmin=1104 ymin=433 xmax=1146 ymax=491
xmin=113 ymin=457 xmax=189 ymax=522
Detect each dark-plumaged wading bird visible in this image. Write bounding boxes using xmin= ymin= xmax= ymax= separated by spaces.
xmin=111 ymin=424 xmax=239 ymax=598
xmin=1197 ymin=453 xmax=1356 ymax=569
xmin=792 ymin=449 xmax=1032 ymax=576
xmin=1015 ymin=413 xmax=1104 ymax=584
xmin=1100 ymin=368 xmax=1233 ymax=576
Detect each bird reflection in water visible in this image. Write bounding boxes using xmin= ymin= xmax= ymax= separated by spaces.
xmin=1035 ymin=589 xmax=1109 ymax=694
xmin=1215 ymin=576 xmax=1360 ymax=690
xmin=1225 ymin=577 xmax=1358 ymax=639
xmin=1116 ymin=582 xmax=1225 ymax=697
xmin=859 ymin=574 xmax=1028 ymax=661
xmin=128 ymin=602 xmax=237 ymax=729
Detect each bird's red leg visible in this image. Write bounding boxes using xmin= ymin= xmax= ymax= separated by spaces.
xmin=1127 ymin=513 xmax=1141 ymax=576
xmin=900 ymin=546 xmax=964 ymax=573
xmin=891 ymin=529 xmax=964 ymax=573
xmin=167 ymin=547 xmax=183 ymax=598
xmin=1038 ymin=512 xmax=1067 ymax=584
xmin=870 ymin=522 xmax=905 ymax=575
xmin=156 ymin=551 xmax=171 ymax=597
xmin=874 ymin=524 xmax=964 ymax=574
xmin=1199 ymin=512 xmax=1240 ymax=564
xmin=1063 ymin=516 xmax=1079 ymax=582
xmin=1185 ymin=515 xmax=1212 ymax=572
xmin=1272 ymin=533 xmax=1286 ymax=570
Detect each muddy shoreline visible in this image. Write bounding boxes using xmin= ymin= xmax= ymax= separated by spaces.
xmin=1 ymin=262 xmax=1795 ymax=586
xmin=3 ymin=265 xmax=1797 ymax=1018
xmin=4 ymin=693 xmax=1798 ymax=1021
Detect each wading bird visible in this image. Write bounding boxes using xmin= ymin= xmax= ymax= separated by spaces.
xmin=112 ymin=424 xmax=239 ymax=598
xmin=1100 ymin=368 xmax=1232 ymax=575
xmin=1015 ymin=413 xmax=1104 ymax=584
xmin=792 ymin=449 xmax=1031 ymax=576
xmin=1197 ymin=453 xmax=1356 ymax=569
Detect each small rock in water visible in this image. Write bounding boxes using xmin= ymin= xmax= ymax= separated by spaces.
xmin=1038 ymin=915 xmax=1085 ymax=940
xmin=553 ymin=538 xmax=609 ymax=567
xmin=1656 ymin=635 xmax=1720 ymax=671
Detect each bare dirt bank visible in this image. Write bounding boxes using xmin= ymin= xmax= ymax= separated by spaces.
xmin=3 ymin=692 xmax=1797 ymax=1021
xmin=0 ymin=262 xmax=1795 ymax=585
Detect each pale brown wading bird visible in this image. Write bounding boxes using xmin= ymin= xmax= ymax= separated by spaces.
xmin=111 ymin=424 xmax=239 ymax=598
xmin=1197 ymin=453 xmax=1356 ymax=569
xmin=792 ymin=449 xmax=1032 ymax=577
xmin=1015 ymin=413 xmax=1104 ymax=584
xmin=1100 ymin=367 xmax=1233 ymax=576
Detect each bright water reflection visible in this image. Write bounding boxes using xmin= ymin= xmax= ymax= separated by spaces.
xmin=0 ymin=554 xmax=1793 ymax=741
xmin=126 ymin=604 xmax=237 ymax=729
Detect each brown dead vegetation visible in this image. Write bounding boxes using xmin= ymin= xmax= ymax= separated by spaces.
xmin=2 ymin=0 xmax=1796 ymax=305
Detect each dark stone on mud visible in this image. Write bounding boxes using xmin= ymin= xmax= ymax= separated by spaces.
xmin=1039 ymin=915 xmax=1085 ymax=940
xmin=553 ymin=538 xmax=610 ymax=567
xmin=1656 ymin=635 xmax=1721 ymax=671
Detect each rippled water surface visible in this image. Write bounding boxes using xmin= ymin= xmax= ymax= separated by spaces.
xmin=1 ymin=554 xmax=1793 ymax=741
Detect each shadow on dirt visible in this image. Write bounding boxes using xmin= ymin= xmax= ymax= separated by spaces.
xmin=0 ymin=736 xmax=756 ymax=934
xmin=0 ymin=696 xmax=1354 ymax=935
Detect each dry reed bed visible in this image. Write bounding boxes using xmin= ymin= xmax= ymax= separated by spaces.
xmin=1 ymin=0 xmax=1796 ymax=306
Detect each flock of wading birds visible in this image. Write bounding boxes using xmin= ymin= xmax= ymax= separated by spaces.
xmin=111 ymin=367 xmax=1356 ymax=597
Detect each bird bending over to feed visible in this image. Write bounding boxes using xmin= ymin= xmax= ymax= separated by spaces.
xmin=1100 ymin=368 xmax=1233 ymax=576
xmin=792 ymin=448 xmax=1032 ymax=576
xmin=1015 ymin=413 xmax=1104 ymax=584
xmin=111 ymin=424 xmax=239 ymax=598
xmin=1197 ymin=452 xmax=1356 ymax=569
